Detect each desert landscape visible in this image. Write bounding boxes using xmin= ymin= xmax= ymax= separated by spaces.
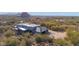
xmin=0 ymin=12 xmax=78 ymax=46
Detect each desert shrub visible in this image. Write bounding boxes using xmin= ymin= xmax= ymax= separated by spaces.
xmin=22 ymin=32 xmax=32 ymax=38
xmin=16 ymin=35 xmax=32 ymax=46
xmin=19 ymin=39 xmax=27 ymax=46
xmin=0 ymin=26 xmax=12 ymax=33
xmin=67 ymin=30 xmax=79 ymax=45
xmin=3 ymin=37 xmax=20 ymax=46
xmin=34 ymin=34 xmax=53 ymax=44
xmin=0 ymin=27 xmax=4 ymax=34
xmin=4 ymin=30 xmax=15 ymax=37
xmin=40 ymin=20 xmax=66 ymax=32
xmin=51 ymin=26 xmax=66 ymax=32
xmin=53 ymin=39 xmax=73 ymax=46
xmin=0 ymin=42 xmax=6 ymax=46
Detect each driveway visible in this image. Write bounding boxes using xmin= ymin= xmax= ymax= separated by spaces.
xmin=49 ymin=30 xmax=67 ymax=39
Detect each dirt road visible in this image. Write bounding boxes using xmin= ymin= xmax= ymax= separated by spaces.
xmin=49 ymin=30 xmax=67 ymax=39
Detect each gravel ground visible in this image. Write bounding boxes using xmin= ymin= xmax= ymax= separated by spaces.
xmin=49 ymin=30 xmax=67 ymax=39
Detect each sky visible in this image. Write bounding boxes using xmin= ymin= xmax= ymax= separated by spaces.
xmin=28 ymin=12 xmax=79 ymax=16
xmin=0 ymin=12 xmax=79 ymax=16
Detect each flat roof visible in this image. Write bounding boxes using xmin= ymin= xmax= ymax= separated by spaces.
xmin=17 ymin=23 xmax=40 ymax=27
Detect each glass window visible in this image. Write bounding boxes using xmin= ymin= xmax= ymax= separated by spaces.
xmin=36 ymin=27 xmax=41 ymax=32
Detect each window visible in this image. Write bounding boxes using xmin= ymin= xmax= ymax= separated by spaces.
xmin=36 ymin=27 xmax=41 ymax=32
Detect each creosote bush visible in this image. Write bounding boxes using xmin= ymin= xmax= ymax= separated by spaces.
xmin=67 ymin=30 xmax=79 ymax=45
xmin=34 ymin=34 xmax=53 ymax=45
xmin=53 ymin=39 xmax=73 ymax=46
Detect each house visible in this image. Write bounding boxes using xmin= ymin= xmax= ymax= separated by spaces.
xmin=56 ymin=19 xmax=65 ymax=23
xmin=15 ymin=23 xmax=48 ymax=34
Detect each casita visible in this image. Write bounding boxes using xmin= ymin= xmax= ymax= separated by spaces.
xmin=15 ymin=23 xmax=48 ymax=34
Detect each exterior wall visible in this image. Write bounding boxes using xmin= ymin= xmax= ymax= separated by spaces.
xmin=15 ymin=24 xmax=48 ymax=34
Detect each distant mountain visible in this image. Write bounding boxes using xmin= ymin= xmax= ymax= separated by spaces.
xmin=0 ymin=12 xmax=19 ymax=16
xmin=0 ymin=12 xmax=31 ymax=17
xmin=20 ymin=12 xmax=30 ymax=18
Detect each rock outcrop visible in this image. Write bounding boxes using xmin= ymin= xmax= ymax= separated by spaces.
xmin=21 ymin=12 xmax=30 ymax=18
